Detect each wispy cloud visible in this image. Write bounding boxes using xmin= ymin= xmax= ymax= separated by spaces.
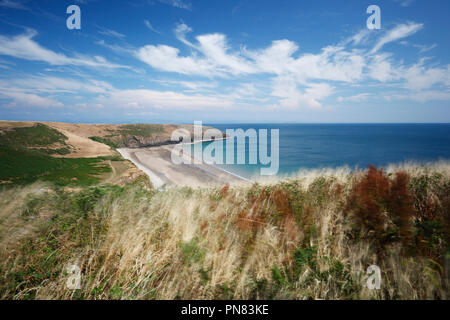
xmin=153 ymin=0 xmax=191 ymax=10
xmin=394 ymin=0 xmax=414 ymax=7
xmin=0 ymin=30 xmax=130 ymax=69
xmin=0 ymin=91 xmax=64 ymax=108
xmin=98 ymin=27 xmax=126 ymax=39
xmin=150 ymin=79 xmax=218 ymax=90
xmin=402 ymin=61 xmax=449 ymax=91
xmin=136 ymin=44 xmax=218 ymax=77
xmin=95 ymin=40 xmax=133 ymax=55
xmin=0 ymin=75 xmax=113 ymax=95
xmin=144 ymin=20 xmax=161 ymax=34
xmin=338 ymin=93 xmax=371 ymax=103
xmin=174 ymin=22 xmax=195 ymax=47
xmin=414 ymin=43 xmax=437 ymax=53
xmin=0 ymin=0 xmax=27 ymax=10
xmin=388 ymin=90 xmax=450 ymax=103
xmin=96 ymin=88 xmax=234 ymax=110
xmin=370 ymin=22 xmax=423 ymax=54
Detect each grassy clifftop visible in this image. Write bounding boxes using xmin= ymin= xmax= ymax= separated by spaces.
xmin=0 ymin=122 xmax=148 ymax=187
xmin=0 ymin=123 xmax=68 ymax=147
xmin=0 ymin=121 xmax=208 ymax=151
xmin=87 ymin=123 xmax=216 ymax=148
xmin=0 ymin=123 xmax=113 ymax=186
xmin=0 ymin=163 xmax=448 ymax=299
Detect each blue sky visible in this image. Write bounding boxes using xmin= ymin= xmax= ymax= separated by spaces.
xmin=0 ymin=0 xmax=449 ymax=123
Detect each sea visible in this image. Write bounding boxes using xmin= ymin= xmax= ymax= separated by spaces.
xmin=198 ymin=124 xmax=450 ymax=179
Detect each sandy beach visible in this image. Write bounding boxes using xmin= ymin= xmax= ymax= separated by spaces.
xmin=117 ymin=145 xmax=250 ymax=188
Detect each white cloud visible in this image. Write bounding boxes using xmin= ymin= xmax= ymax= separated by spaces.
xmin=248 ymin=40 xmax=298 ymax=74
xmin=174 ymin=22 xmax=195 ymax=47
xmin=150 ymin=79 xmax=218 ymax=90
xmin=366 ymin=52 xmax=449 ymax=92
xmin=196 ymin=33 xmax=256 ymax=75
xmin=234 ymin=83 xmax=259 ymax=97
xmin=139 ymin=26 xmax=365 ymax=83
xmin=136 ymin=45 xmax=219 ymax=76
xmin=394 ymin=0 xmax=414 ymax=7
xmin=134 ymin=21 xmax=450 ymax=109
xmin=3 ymin=21 xmax=449 ymax=113
xmin=338 ymin=93 xmax=371 ymax=102
xmin=0 ymin=74 xmax=240 ymax=111
xmin=156 ymin=0 xmax=191 ymax=10
xmin=370 ymin=22 xmax=423 ymax=54
xmin=144 ymin=23 xmax=257 ymax=76
xmin=1 ymin=91 xmax=63 ymax=108
xmin=95 ymin=40 xmax=133 ymax=55
xmin=414 ymin=43 xmax=437 ymax=53
xmin=0 ymin=76 xmax=113 ymax=95
xmin=270 ymin=76 xmax=333 ymax=109
xmin=367 ymin=54 xmax=400 ymax=82
xmin=144 ymin=20 xmax=161 ymax=34
xmin=98 ymin=27 xmax=125 ymax=39
xmin=348 ymin=29 xmax=372 ymax=46
xmin=402 ymin=62 xmax=449 ymax=91
xmin=0 ymin=0 xmax=27 ymax=10
xmin=0 ymin=30 xmax=130 ymax=69
xmin=389 ymin=90 xmax=450 ymax=103
xmin=97 ymin=88 xmax=234 ymax=110
xmin=0 ymin=75 xmax=116 ymax=109
xmin=248 ymin=42 xmax=365 ymax=83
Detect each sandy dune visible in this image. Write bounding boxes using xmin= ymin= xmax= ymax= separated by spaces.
xmin=0 ymin=121 xmax=115 ymax=158
xmin=47 ymin=125 xmax=115 ymax=158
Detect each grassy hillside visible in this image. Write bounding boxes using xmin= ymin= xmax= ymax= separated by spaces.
xmin=0 ymin=123 xmax=67 ymax=146
xmin=0 ymin=123 xmax=111 ymax=186
xmin=0 ymin=164 xmax=448 ymax=299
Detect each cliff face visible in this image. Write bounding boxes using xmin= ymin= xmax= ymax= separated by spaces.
xmin=124 ymin=135 xmax=181 ymax=148
xmin=123 ymin=131 xmax=225 ymax=148
xmin=116 ymin=124 xmax=224 ymax=148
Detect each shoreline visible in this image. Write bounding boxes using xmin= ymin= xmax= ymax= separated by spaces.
xmin=185 ymin=141 xmax=254 ymax=184
xmin=118 ymin=139 xmax=450 ymax=189
xmin=117 ymin=144 xmax=250 ymax=189
xmin=116 ymin=148 xmax=166 ymax=188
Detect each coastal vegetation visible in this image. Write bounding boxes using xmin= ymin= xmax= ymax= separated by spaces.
xmin=0 ymin=123 xmax=68 ymax=147
xmin=0 ymin=163 xmax=448 ymax=299
xmin=0 ymin=123 xmax=112 ymax=186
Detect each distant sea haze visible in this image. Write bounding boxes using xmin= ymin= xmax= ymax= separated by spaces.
xmin=201 ymin=124 xmax=450 ymax=179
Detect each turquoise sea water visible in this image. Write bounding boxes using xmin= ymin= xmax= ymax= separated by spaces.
xmin=198 ymin=124 xmax=450 ymax=179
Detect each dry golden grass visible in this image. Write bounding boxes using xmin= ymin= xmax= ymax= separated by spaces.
xmin=0 ymin=162 xmax=449 ymax=300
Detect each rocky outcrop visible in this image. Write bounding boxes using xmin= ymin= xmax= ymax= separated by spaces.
xmin=122 ymin=129 xmax=226 ymax=149
xmin=125 ymin=135 xmax=182 ymax=148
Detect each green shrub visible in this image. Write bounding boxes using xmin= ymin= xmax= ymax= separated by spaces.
xmin=178 ymin=238 xmax=205 ymax=265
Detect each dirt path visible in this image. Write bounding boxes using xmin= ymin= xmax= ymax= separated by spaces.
xmin=105 ymin=160 xmax=116 ymax=183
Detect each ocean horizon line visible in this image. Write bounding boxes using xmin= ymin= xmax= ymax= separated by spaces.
xmin=1 ymin=119 xmax=450 ymax=125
